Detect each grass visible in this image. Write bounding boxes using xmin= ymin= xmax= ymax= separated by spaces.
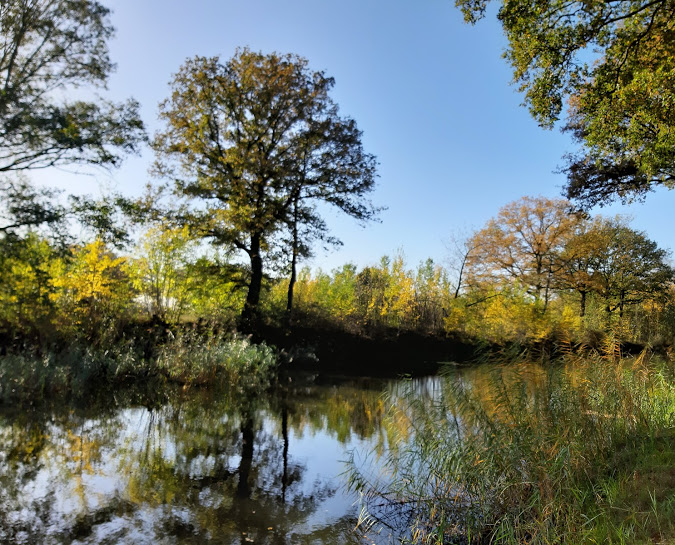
xmin=0 ymin=331 xmax=277 ymax=403
xmin=155 ymin=330 xmax=277 ymax=387
xmin=346 ymin=350 xmax=675 ymax=544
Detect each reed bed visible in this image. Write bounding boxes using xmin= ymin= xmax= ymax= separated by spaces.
xmin=347 ymin=350 xmax=675 ymax=544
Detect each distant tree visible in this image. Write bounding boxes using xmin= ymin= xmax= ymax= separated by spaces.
xmin=467 ymin=196 xmax=582 ymax=312
xmin=0 ymin=0 xmax=144 ymax=173
xmin=456 ymin=0 xmax=675 ymax=207
xmin=152 ymin=49 xmax=378 ymax=329
xmin=132 ymin=225 xmax=196 ymax=323
xmin=444 ymin=228 xmax=478 ymax=299
xmin=585 ymin=219 xmax=673 ymax=318
xmin=557 ymin=217 xmax=606 ymax=317
xmin=51 ymin=239 xmax=132 ymax=336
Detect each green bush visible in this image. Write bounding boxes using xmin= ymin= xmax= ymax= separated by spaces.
xmin=156 ymin=331 xmax=277 ymax=387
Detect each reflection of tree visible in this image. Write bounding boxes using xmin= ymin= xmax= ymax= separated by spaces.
xmin=115 ymin=386 xmax=340 ymax=544
xmin=275 ymin=376 xmax=389 ymax=445
xmin=0 ymin=377 xmax=396 ymax=544
xmin=0 ymin=403 xmax=126 ymax=544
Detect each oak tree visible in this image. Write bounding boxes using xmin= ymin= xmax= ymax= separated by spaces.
xmin=582 ymin=218 xmax=673 ymax=317
xmin=456 ymin=0 xmax=675 ymax=207
xmin=152 ymin=49 xmax=378 ymax=328
xmin=467 ymin=196 xmax=582 ymax=312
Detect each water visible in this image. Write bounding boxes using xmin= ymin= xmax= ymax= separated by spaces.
xmin=0 ymin=373 xmax=437 ymax=544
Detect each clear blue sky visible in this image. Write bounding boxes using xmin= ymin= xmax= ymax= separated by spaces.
xmin=34 ymin=0 xmax=674 ymax=270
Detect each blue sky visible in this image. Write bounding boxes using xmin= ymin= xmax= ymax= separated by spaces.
xmin=34 ymin=0 xmax=674 ymax=270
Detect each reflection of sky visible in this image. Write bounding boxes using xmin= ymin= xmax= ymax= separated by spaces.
xmin=0 ymin=377 xmax=411 ymax=544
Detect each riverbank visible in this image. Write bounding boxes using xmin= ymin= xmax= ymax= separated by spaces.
xmin=348 ymin=354 xmax=675 ymax=544
xmin=1 ymin=319 xmax=669 ymax=403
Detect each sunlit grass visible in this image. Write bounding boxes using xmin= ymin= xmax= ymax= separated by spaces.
xmin=347 ymin=351 xmax=675 ymax=544
xmin=155 ymin=330 xmax=277 ymax=387
xmin=0 ymin=332 xmax=277 ymax=402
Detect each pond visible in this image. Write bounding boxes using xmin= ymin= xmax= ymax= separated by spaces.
xmin=0 ymin=371 xmax=444 ymax=545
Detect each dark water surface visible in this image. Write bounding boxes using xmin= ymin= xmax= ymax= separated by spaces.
xmin=0 ymin=373 xmax=440 ymax=544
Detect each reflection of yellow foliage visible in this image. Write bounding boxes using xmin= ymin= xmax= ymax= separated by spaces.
xmin=66 ymin=429 xmax=103 ymax=474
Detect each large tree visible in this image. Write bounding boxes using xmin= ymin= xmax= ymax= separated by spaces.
xmin=0 ymin=0 xmax=144 ymax=173
xmin=456 ymin=0 xmax=675 ymax=207
xmin=467 ymin=196 xmax=582 ymax=312
xmin=583 ymin=218 xmax=673 ymax=318
xmin=152 ymin=49 xmax=378 ymax=328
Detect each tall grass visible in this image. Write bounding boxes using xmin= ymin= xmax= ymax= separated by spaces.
xmin=0 ymin=332 xmax=277 ymax=403
xmin=347 ymin=352 xmax=675 ymax=544
xmin=155 ymin=330 xmax=277 ymax=387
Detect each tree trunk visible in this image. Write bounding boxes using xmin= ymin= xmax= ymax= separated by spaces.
xmin=285 ymin=198 xmax=299 ymax=328
xmin=241 ymin=233 xmax=263 ymax=332
xmin=454 ymin=258 xmax=465 ymax=299
xmin=579 ymin=289 xmax=586 ymax=317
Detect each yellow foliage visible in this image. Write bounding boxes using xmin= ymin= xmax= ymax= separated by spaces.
xmin=51 ymin=239 xmax=132 ymax=328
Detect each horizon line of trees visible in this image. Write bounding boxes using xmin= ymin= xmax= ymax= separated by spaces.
xmin=3 ymin=0 xmax=675 ymax=348
xmin=2 ymin=195 xmax=674 ymax=348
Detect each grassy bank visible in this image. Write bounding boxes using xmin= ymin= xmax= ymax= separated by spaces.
xmin=0 ymin=331 xmax=277 ymax=404
xmin=348 ymin=351 xmax=675 ymax=544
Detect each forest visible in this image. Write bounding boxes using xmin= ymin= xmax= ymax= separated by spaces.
xmin=1 ymin=1 xmax=675 ymax=544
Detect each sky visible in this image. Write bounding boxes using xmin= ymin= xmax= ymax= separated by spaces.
xmin=32 ymin=0 xmax=675 ymax=271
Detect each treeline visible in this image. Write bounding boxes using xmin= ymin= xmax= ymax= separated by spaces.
xmin=3 ymin=195 xmax=673 ymax=351
xmin=2 ymin=1 xmax=675 ymax=355
xmin=269 ymin=196 xmax=675 ymax=346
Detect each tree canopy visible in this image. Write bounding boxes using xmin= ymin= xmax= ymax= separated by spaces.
xmin=0 ymin=0 xmax=145 ymax=173
xmin=152 ymin=48 xmax=378 ymax=327
xmin=456 ymin=0 xmax=675 ymax=207
xmin=467 ymin=196 xmax=582 ymax=311
xmin=465 ymin=196 xmax=673 ymax=319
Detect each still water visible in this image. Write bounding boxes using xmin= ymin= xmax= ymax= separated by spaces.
xmin=0 ymin=373 xmax=443 ymax=544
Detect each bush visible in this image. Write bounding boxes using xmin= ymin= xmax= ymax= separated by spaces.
xmin=156 ymin=331 xmax=277 ymax=387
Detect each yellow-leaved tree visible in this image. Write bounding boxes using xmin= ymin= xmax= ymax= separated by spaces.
xmin=52 ymin=239 xmax=133 ymax=337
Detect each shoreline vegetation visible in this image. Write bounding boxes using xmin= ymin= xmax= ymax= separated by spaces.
xmin=348 ymin=350 xmax=675 ymax=545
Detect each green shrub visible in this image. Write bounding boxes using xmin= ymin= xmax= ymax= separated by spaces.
xmin=156 ymin=331 xmax=277 ymax=387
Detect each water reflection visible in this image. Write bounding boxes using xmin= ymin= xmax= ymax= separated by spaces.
xmin=0 ymin=375 xmax=399 ymax=544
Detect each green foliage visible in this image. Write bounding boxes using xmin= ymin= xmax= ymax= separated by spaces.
xmin=152 ymin=48 xmax=378 ymax=325
xmin=0 ymin=177 xmax=67 ymax=240
xmin=348 ymin=354 xmax=675 ymax=543
xmin=0 ymin=0 xmax=144 ymax=173
xmin=455 ymin=0 xmax=675 ymax=207
xmin=156 ymin=331 xmax=277 ymax=387
xmin=277 ymin=254 xmax=453 ymax=335
xmin=0 ymin=232 xmax=61 ymax=332
xmin=132 ymin=225 xmax=196 ymax=323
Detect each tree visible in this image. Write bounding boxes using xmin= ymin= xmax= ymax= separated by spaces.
xmin=556 ymin=217 xmax=606 ymax=317
xmin=467 ymin=196 xmax=582 ymax=312
xmin=51 ymin=238 xmax=132 ymax=336
xmin=0 ymin=0 xmax=144 ymax=173
xmin=152 ymin=49 xmax=378 ymax=328
xmin=585 ymin=219 xmax=673 ymax=318
xmin=444 ymin=228 xmax=479 ymax=299
xmin=0 ymin=176 xmax=66 ymax=240
xmin=456 ymin=0 xmax=675 ymax=207
xmin=132 ymin=225 xmax=196 ymax=323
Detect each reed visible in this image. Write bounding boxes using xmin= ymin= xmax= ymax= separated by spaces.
xmin=347 ymin=351 xmax=675 ymax=544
